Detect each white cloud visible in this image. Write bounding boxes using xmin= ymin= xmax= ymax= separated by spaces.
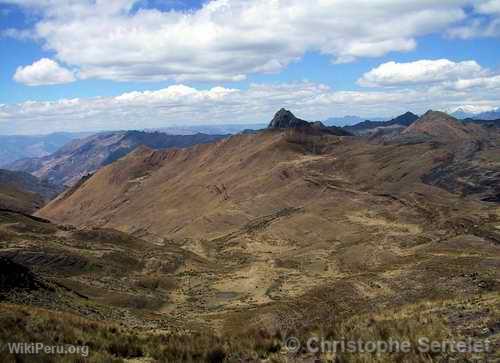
xmin=115 ymin=85 xmax=240 ymax=103
xmin=447 ymin=17 xmax=500 ymax=38
xmin=447 ymin=0 xmax=500 ymax=38
xmin=6 ymin=0 xmax=469 ymax=82
xmin=477 ymin=0 xmax=500 ymax=14
xmin=447 ymin=74 xmax=500 ymax=90
xmin=13 ymin=58 xmax=76 ymax=86
xmin=358 ymin=59 xmax=486 ymax=87
xmin=1 ymin=79 xmax=500 ymax=134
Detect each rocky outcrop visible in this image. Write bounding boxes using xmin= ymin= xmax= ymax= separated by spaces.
xmin=268 ymin=109 xmax=352 ymax=136
xmin=268 ymin=109 xmax=310 ymax=129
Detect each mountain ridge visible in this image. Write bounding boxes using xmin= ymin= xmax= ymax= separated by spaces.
xmin=323 ymin=115 xmax=388 ymax=126
xmin=402 ymin=110 xmax=485 ymax=141
xmin=343 ymin=111 xmax=419 ymax=135
xmin=6 ymin=130 xmax=228 ymax=187
xmin=39 ymin=109 xmax=500 ymax=239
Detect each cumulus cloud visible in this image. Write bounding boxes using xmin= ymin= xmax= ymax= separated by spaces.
xmin=357 ymin=58 xmax=500 ymax=101
xmin=1 ymin=80 xmax=500 ymax=134
xmin=5 ymin=0 xmax=469 ymax=82
xmin=13 ymin=58 xmax=76 ymax=86
xmin=358 ymin=59 xmax=486 ymax=87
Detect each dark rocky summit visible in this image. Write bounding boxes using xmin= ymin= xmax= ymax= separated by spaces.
xmin=268 ymin=108 xmax=310 ymax=129
xmin=268 ymin=109 xmax=352 ymax=136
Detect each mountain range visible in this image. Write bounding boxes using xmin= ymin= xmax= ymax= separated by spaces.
xmin=1 ymin=109 xmax=499 ymax=362
xmin=152 ymin=123 xmax=267 ymax=135
xmin=40 ymin=109 xmax=500 ymax=239
xmin=323 ymin=115 xmax=388 ymax=126
xmin=0 ymin=125 xmax=264 ymax=168
xmin=342 ymin=111 xmax=419 ymax=135
xmin=449 ymin=106 xmax=500 ymax=120
xmin=0 ymin=132 xmax=90 ymax=167
xmin=6 ymin=130 xmax=228 ymax=187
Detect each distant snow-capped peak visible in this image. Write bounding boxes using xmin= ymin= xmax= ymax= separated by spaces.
xmin=445 ymin=105 xmax=498 ymax=115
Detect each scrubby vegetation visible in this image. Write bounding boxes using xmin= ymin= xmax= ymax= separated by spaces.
xmin=1 ymin=292 xmax=498 ymax=362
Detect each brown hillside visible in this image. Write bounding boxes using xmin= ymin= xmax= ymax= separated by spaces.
xmin=40 ymin=126 xmax=500 ymax=238
xmin=38 ymin=127 xmax=500 ymax=320
xmin=40 ymin=131 xmax=314 ymax=240
xmin=403 ymin=110 xmax=485 ymax=141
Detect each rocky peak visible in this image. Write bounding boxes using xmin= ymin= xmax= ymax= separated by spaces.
xmin=267 ymin=109 xmax=310 ymax=129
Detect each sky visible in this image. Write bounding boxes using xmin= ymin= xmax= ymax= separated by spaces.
xmin=0 ymin=0 xmax=500 ymax=134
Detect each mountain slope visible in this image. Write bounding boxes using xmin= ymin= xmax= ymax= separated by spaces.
xmin=403 ymin=110 xmax=485 ymax=141
xmin=39 ymin=113 xmax=500 ymax=239
xmin=3 ymin=204 xmax=499 ymax=362
xmin=40 ymin=132 xmax=303 ymax=240
xmin=0 ymin=132 xmax=88 ymax=167
xmin=0 ymin=169 xmax=62 ymax=213
xmin=7 ymin=130 xmax=228 ymax=186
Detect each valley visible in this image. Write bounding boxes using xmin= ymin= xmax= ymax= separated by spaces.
xmin=0 ymin=110 xmax=498 ymax=362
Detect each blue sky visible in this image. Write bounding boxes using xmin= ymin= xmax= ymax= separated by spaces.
xmin=0 ymin=0 xmax=500 ymax=134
